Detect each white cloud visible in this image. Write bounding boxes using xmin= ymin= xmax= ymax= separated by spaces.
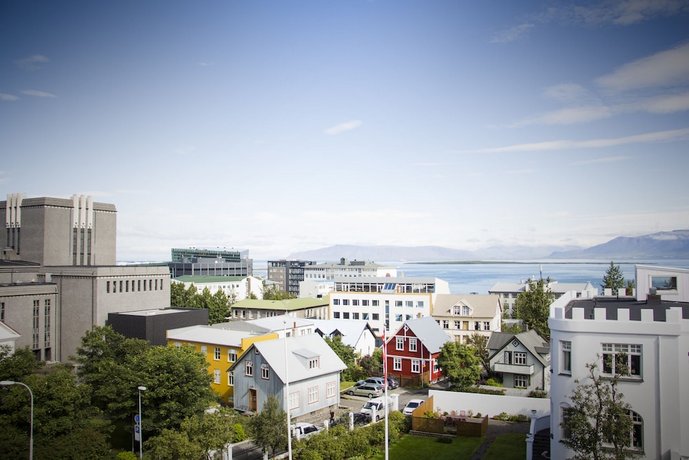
xmin=490 ymin=23 xmax=534 ymax=44
xmin=15 ymin=54 xmax=50 ymax=70
xmin=472 ymin=127 xmax=689 ymax=153
xmin=542 ymin=83 xmax=593 ymax=103
xmin=21 ymin=89 xmax=56 ymax=98
xmin=324 ymin=120 xmax=362 ymax=135
xmin=0 ymin=93 xmax=19 ymax=101
xmin=572 ymin=0 xmax=689 ymax=25
xmin=570 ymin=155 xmax=631 ymax=166
xmin=596 ymin=42 xmax=689 ymax=92
xmin=629 ymin=91 xmax=689 ymax=114
xmin=512 ymin=105 xmax=612 ymax=127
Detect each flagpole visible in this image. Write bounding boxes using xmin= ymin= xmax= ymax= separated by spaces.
xmin=383 ymin=328 xmax=389 ymax=460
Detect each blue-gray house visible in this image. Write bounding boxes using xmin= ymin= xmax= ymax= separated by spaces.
xmin=230 ymin=334 xmax=346 ymax=420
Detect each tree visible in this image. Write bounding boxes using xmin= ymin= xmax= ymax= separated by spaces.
xmin=466 ymin=333 xmax=490 ymax=375
xmin=560 ymin=362 xmax=639 ymax=460
xmin=207 ymin=289 xmax=230 ymax=325
xmin=359 ymin=347 xmax=383 ymax=377
xmin=146 ymin=429 xmax=204 ymax=460
xmin=171 ymin=282 xmax=202 ymax=308
xmin=601 ymin=261 xmax=625 ymax=293
xmin=324 ymin=336 xmax=362 ymax=381
xmin=436 ymin=341 xmax=481 ymax=390
xmin=262 ymin=284 xmax=295 ymax=300
xmin=251 ymin=395 xmax=287 ymax=458
xmin=0 ymin=346 xmax=42 ymax=381
xmin=514 ymin=278 xmax=554 ymax=340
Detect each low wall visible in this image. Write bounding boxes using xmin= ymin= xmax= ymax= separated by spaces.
xmin=429 ymin=389 xmax=550 ymax=418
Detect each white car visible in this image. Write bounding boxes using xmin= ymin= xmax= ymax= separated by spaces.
xmin=292 ymin=422 xmax=320 ymax=440
xmin=402 ymin=399 xmax=424 ymax=416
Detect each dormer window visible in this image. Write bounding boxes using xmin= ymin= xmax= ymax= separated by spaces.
xmin=308 ymin=357 xmax=320 ymax=369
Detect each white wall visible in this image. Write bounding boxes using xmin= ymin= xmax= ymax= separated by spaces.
xmin=428 ymin=389 xmax=550 ymax=418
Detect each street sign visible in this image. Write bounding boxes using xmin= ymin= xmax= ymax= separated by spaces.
xmin=134 ymin=424 xmax=140 ymax=441
xmin=134 ymin=414 xmax=141 ymax=424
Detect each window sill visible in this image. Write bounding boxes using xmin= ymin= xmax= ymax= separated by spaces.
xmin=558 ymin=372 xmax=572 ymax=377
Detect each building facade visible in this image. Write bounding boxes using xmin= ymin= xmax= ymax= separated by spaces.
xmin=549 ymin=291 xmax=689 ymax=460
xmin=173 ymin=275 xmax=263 ymax=301
xmin=329 ymin=276 xmax=450 ymax=335
xmin=431 ymin=294 xmax=502 ymax=343
xmin=487 ymin=329 xmax=550 ymax=391
xmin=489 ymin=280 xmax=598 ymax=316
xmin=169 ymin=247 xmax=253 ymax=278
xmin=267 ymin=260 xmax=315 ymax=296
xmin=230 ymin=298 xmax=329 ymax=321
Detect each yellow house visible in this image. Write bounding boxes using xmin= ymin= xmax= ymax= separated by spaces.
xmin=167 ymin=325 xmax=278 ymax=403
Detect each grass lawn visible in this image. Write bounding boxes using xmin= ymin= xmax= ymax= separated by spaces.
xmin=371 ymin=434 xmax=483 ymax=460
xmin=482 ymin=433 xmax=526 ymax=460
xmin=340 ymin=381 xmax=356 ymax=391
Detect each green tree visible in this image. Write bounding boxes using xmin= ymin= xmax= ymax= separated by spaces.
xmin=251 ymin=395 xmax=287 ymax=458
xmin=181 ymin=408 xmax=247 ymax=458
xmin=262 ymin=285 xmax=296 ymax=300
xmin=0 ymin=346 xmax=42 ymax=381
xmin=514 ymin=278 xmax=554 ymax=340
xmin=171 ymin=283 xmax=202 ymax=308
xmin=359 ymin=347 xmax=383 ymax=377
xmin=437 ymin=341 xmax=481 ymax=390
xmin=207 ymin=289 xmax=230 ymax=325
xmin=146 ymin=428 xmax=204 ymax=460
xmin=561 ymin=362 xmax=639 ymax=460
xmin=466 ymin=333 xmax=490 ymax=375
xmin=324 ymin=336 xmax=362 ymax=381
xmin=601 ymin=261 xmax=625 ymax=293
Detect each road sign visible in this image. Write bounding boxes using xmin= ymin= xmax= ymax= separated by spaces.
xmin=134 ymin=424 xmax=140 ymax=441
xmin=134 ymin=414 xmax=141 ymax=423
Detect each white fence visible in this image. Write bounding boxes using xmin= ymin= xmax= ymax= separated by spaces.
xmin=429 ymin=389 xmax=550 ymax=418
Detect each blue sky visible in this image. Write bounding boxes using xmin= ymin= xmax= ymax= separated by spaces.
xmin=1 ymin=1 xmax=689 ymax=261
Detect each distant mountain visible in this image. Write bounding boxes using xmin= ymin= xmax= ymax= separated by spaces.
xmin=287 ymin=243 xmax=580 ymax=262
xmin=548 ymin=230 xmax=689 ymax=260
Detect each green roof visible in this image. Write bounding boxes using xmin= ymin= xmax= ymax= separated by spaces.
xmin=174 ymin=275 xmax=246 ymax=283
xmin=232 ymin=298 xmax=328 ymax=311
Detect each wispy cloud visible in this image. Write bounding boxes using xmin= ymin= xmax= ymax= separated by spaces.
xmin=596 ymin=42 xmax=689 ymax=92
xmin=571 ymin=0 xmax=689 ymax=25
xmin=471 ymin=127 xmax=689 ymax=153
xmin=21 ymin=89 xmax=56 ymax=98
xmin=570 ymin=155 xmax=631 ymax=166
xmin=15 ymin=54 xmax=50 ymax=70
xmin=621 ymin=91 xmax=689 ymax=114
xmin=324 ymin=120 xmax=362 ymax=135
xmin=512 ymin=105 xmax=612 ymax=127
xmin=490 ymin=23 xmax=534 ymax=44
xmin=0 ymin=93 xmax=19 ymax=102
xmin=542 ymin=83 xmax=594 ymax=103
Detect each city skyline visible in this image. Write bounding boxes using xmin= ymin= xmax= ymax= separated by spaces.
xmin=1 ymin=1 xmax=689 ymax=261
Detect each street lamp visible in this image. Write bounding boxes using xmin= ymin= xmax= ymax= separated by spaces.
xmin=0 ymin=380 xmax=33 ymax=460
xmin=137 ymin=385 xmax=147 ymax=460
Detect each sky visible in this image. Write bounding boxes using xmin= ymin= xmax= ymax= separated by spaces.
xmin=1 ymin=0 xmax=689 ymax=261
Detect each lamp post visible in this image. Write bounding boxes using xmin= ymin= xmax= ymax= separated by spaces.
xmin=137 ymin=385 xmax=147 ymax=460
xmin=0 ymin=380 xmax=33 ymax=460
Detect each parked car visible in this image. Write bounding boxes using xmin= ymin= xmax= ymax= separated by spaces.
xmin=363 ymin=376 xmax=399 ymax=389
xmin=402 ymin=399 xmax=425 ymax=416
xmin=345 ymin=383 xmax=383 ymax=398
xmin=386 ymin=377 xmax=399 ymax=389
xmin=360 ymin=397 xmax=396 ymax=421
xmin=353 ymin=412 xmax=371 ymax=425
xmin=292 ymin=422 xmax=320 ymax=440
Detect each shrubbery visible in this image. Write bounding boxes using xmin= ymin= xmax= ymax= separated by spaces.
xmin=492 ymin=412 xmax=530 ymax=422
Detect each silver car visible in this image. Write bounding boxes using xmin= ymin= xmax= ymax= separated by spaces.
xmin=346 ymin=383 xmax=383 ymax=398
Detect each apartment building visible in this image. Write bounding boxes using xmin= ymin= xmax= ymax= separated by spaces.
xmin=267 ymin=259 xmax=315 ymax=296
xmin=431 ymin=294 xmax=502 ymax=343
xmin=169 ymin=247 xmax=253 ymax=278
xmin=172 ymin=275 xmax=264 ymax=301
xmin=329 ymin=276 xmax=450 ymax=335
xmin=489 ymin=280 xmax=598 ymax=316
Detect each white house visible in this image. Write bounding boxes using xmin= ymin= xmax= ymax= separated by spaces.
xmin=488 ymin=329 xmax=550 ymax=391
xmin=489 ymin=280 xmax=598 ymax=316
xmin=329 ymin=276 xmax=450 ymax=335
xmin=173 ymin=275 xmax=263 ymax=301
xmin=245 ymin=314 xmax=316 ymax=338
xmin=549 ymin=273 xmax=689 ymax=459
xmin=310 ymin=319 xmax=377 ymax=356
xmin=635 ymin=264 xmax=689 ymax=302
xmin=230 ymin=334 xmax=347 ymax=421
xmin=0 ymin=321 xmax=20 ymax=355
xmin=431 ymin=294 xmax=502 ymax=343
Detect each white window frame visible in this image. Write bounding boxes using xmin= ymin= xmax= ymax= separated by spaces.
xmin=409 ymin=337 xmax=418 ymax=352
xmin=228 ymin=371 xmax=234 ymax=386
xmin=309 ymin=357 xmax=320 ymax=369
xmin=514 ymin=352 xmax=527 ymax=365
xmin=201 ymin=345 xmax=208 ymax=355
xmin=411 ymin=359 xmax=421 ymax=373
xmin=245 ymin=361 xmax=253 ymax=376
xmin=213 ymin=369 xmax=221 ymax=384
xmin=326 ymin=381 xmax=336 ymax=398
xmin=214 ymin=347 xmax=221 ymax=361
xmin=514 ymin=375 xmax=529 ymax=388
xmin=290 ymin=392 xmax=300 ymax=411
xmin=393 ymin=357 xmax=402 ymax=371
xmin=560 ymin=341 xmax=572 ymax=375
xmin=602 ymin=343 xmax=642 ymax=377
xmin=308 ymin=385 xmax=319 ymax=404
xmin=396 ymin=337 xmax=404 ymax=351
xmin=261 ymin=364 xmax=270 ymax=380
xmin=228 ymin=348 xmax=237 ymax=362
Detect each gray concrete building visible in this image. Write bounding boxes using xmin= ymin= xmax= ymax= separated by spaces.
xmin=0 ymin=193 xmax=171 ymax=361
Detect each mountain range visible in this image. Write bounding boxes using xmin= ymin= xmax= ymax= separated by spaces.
xmin=287 ymin=229 xmax=689 ymax=262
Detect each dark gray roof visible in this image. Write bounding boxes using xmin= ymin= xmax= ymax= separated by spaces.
xmin=488 ymin=329 xmax=549 ymax=367
xmin=565 ymin=297 xmax=689 ymax=321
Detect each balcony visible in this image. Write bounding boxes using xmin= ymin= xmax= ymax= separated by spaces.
xmin=493 ymin=362 xmax=534 ymax=375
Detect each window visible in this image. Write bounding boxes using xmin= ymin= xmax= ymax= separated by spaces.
xmin=372 ymin=313 xmax=379 ymax=320
xmin=651 ymin=275 xmax=677 ymax=291
xmin=290 ymin=392 xmax=300 ymax=410
xmin=462 ymin=305 xmax=471 ymax=315
xmin=333 ymin=299 xmax=340 ymax=305
xmin=462 ymin=321 xmax=469 ymax=330
xmin=514 ymin=352 xmax=527 ymax=365
xmin=261 ymin=364 xmax=270 ymax=380
xmin=106 ymin=281 xmax=110 ymax=293
xmin=514 ymin=375 xmax=529 ymax=388
xmin=483 ymin=321 xmax=490 ymax=331
xmin=630 ymin=411 xmax=643 ymax=450
xmin=342 ymin=299 xmax=349 ymax=306
xmin=352 ymin=299 xmax=359 ymax=306
xmin=602 ymin=344 xmax=642 ymax=377
xmin=409 ymin=338 xmax=417 ymax=352
xmin=416 ymin=301 xmax=424 ymax=308
xmin=442 ymin=320 xmax=449 ymax=329
xmin=308 ymin=357 xmax=320 ymax=369
xmin=228 ymin=349 xmax=237 ymax=362
xmin=44 ymin=300 xmax=50 ymax=347
xmin=454 ymin=320 xmax=461 ymax=329
xmin=411 ymin=359 xmax=421 ymax=373
xmin=395 ymin=314 xmax=402 ymax=321
xmin=214 ymin=369 xmax=221 ymax=384
xmin=119 ymin=280 xmax=123 ymax=292
xmin=353 ymin=313 xmax=359 ymax=320
xmin=126 ymin=280 xmax=129 ymax=292
xmin=474 ymin=322 xmax=481 ymax=331
xmin=138 ymin=280 xmax=141 ymax=291
xmin=326 ymin=381 xmax=336 ymax=398
xmin=201 ymin=345 xmax=207 ymax=355
xmin=245 ymin=361 xmax=253 ymax=376
xmin=343 ymin=312 xmax=350 ymax=320
xmin=362 ymin=300 xmax=369 ymax=306
xmin=396 ymin=337 xmax=404 ymax=350
xmin=504 ymin=351 xmax=512 ymax=364
xmin=561 ymin=405 xmax=573 ymax=440
xmin=395 ymin=300 xmax=403 ymax=307
xmin=308 ymin=386 xmax=319 ymax=404
xmin=372 ymin=300 xmax=379 ymax=307
xmin=362 ymin=313 xmax=369 ymax=320
xmin=406 ymin=300 xmax=413 ymax=307
xmin=32 ymin=300 xmax=39 ymax=349
xmin=333 ymin=312 xmax=341 ymax=319
xmin=560 ymin=341 xmax=572 ymax=374
xmin=393 ymin=357 xmax=402 ymax=371
xmin=228 ymin=371 xmax=234 ymax=386
xmin=214 ymin=347 xmax=221 ymax=360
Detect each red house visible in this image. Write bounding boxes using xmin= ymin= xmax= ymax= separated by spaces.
xmin=384 ymin=316 xmax=452 ymax=386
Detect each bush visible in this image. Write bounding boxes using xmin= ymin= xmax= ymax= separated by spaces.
xmin=492 ymin=412 xmax=530 ymax=422
xmin=485 ymin=377 xmax=503 ymax=387
xmin=460 ymin=386 xmax=505 ymax=395
xmin=528 ymin=390 xmax=548 ymax=398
